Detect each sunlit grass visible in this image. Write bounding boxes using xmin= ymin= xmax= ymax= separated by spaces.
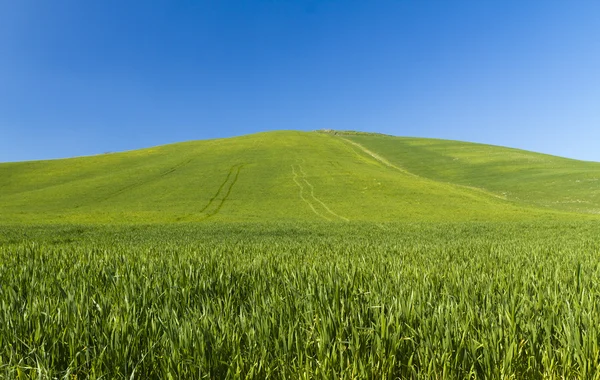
xmin=1 ymin=221 xmax=600 ymax=378
xmin=343 ymin=132 xmax=600 ymax=215
xmin=0 ymin=131 xmax=590 ymax=224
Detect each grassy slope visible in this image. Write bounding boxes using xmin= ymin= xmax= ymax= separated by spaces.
xmin=0 ymin=131 xmax=590 ymax=224
xmin=340 ymin=132 xmax=600 ymax=215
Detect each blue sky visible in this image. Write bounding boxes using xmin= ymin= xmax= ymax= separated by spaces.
xmin=1 ymin=1 xmax=599 ymax=162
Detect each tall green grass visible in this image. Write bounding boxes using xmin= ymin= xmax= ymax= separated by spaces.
xmin=2 ymin=221 xmax=600 ymax=378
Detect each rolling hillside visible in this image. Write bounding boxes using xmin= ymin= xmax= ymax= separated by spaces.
xmin=340 ymin=131 xmax=600 ymax=215
xmin=0 ymin=130 xmax=597 ymax=224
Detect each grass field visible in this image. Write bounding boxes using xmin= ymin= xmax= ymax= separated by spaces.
xmin=2 ymin=130 xmax=597 ymax=224
xmin=2 ymin=222 xmax=600 ymax=378
xmin=2 ymin=131 xmax=600 ymax=378
xmin=339 ymin=131 xmax=600 ymax=215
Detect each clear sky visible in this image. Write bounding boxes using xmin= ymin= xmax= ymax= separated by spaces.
xmin=1 ymin=1 xmax=599 ymax=162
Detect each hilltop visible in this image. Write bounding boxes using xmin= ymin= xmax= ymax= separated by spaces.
xmin=0 ymin=130 xmax=598 ymax=224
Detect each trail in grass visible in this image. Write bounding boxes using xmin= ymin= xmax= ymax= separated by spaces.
xmin=199 ymin=164 xmax=243 ymax=220
xmin=292 ymin=165 xmax=330 ymax=220
xmin=95 ymin=158 xmax=195 ymax=204
xmin=338 ymin=136 xmax=507 ymax=201
xmin=297 ymin=166 xmax=349 ymax=221
xmin=338 ymin=137 xmax=414 ymax=175
xmin=291 ymin=164 xmax=348 ymax=221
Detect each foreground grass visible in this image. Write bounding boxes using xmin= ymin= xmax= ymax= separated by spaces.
xmin=1 ymin=221 xmax=600 ymax=379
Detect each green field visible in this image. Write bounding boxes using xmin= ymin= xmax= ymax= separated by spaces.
xmin=2 ymin=222 xmax=600 ymax=379
xmin=2 ymin=130 xmax=599 ymax=224
xmin=340 ymin=132 xmax=600 ymax=215
xmin=2 ymin=131 xmax=600 ymax=378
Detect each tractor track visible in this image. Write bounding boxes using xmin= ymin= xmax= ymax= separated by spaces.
xmin=94 ymin=158 xmax=195 ymax=204
xmin=199 ymin=164 xmax=243 ymax=220
xmin=292 ymin=164 xmax=348 ymax=222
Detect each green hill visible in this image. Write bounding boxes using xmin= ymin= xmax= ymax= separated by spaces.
xmin=339 ymin=132 xmax=600 ymax=215
xmin=0 ymin=130 xmax=597 ymax=224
